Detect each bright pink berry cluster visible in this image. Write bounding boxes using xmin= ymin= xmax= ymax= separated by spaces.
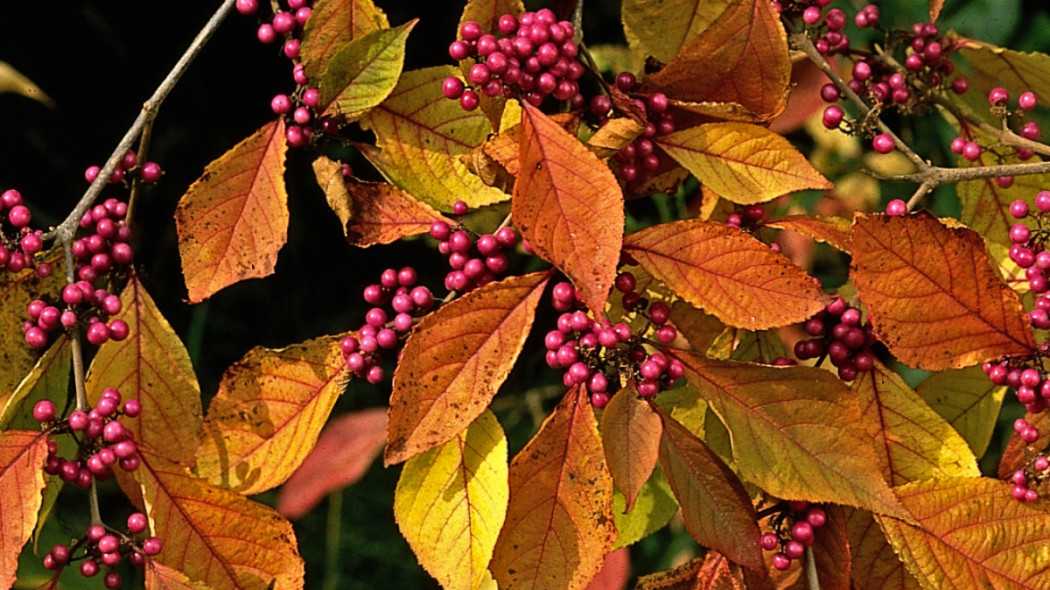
xmin=442 ymin=9 xmax=585 ymax=110
xmin=778 ymin=0 xmax=857 ymax=55
xmin=1008 ymin=418 xmax=1049 ymax=503
xmin=429 ymin=202 xmax=520 ymax=294
xmin=595 ymin=72 xmax=676 ymax=188
xmin=43 ymin=515 xmax=161 ymax=587
xmin=84 ymin=149 xmax=162 ymax=186
xmin=793 ymin=296 xmax=877 ymax=380
xmin=759 ymin=500 xmax=828 ymax=571
xmin=0 ymin=188 xmax=51 ymax=277
xmin=948 ymin=89 xmax=1040 ymax=168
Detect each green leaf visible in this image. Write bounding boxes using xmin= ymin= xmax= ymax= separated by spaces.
xmin=300 ymin=0 xmax=389 ymax=81
xmin=318 ymin=20 xmax=417 ymax=121
xmin=915 ymin=366 xmax=1006 ymax=459
xmin=611 ymin=467 xmax=678 ymax=550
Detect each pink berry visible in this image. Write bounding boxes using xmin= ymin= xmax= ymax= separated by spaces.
xmin=772 ymin=553 xmax=791 ymax=570
xmin=962 ymin=141 xmax=981 ymax=161
xmin=33 ymin=400 xmax=56 ymax=422
xmin=885 ymin=199 xmax=907 ymax=216
xmin=988 ymin=87 xmax=1009 ymax=106
xmin=235 ymin=0 xmax=258 ymax=15
xmin=257 ymin=23 xmax=277 ymax=44
xmin=459 ymin=90 xmax=479 ymax=111
xmin=1019 ymin=91 xmax=1038 ymax=110
xmin=81 ymin=559 xmax=100 ymax=577
xmin=442 ymin=77 xmax=465 ymax=100
xmin=142 ymin=537 xmax=163 ymax=556
xmin=760 ymin=532 xmax=779 ymax=550
xmin=872 ymin=133 xmax=894 ymax=154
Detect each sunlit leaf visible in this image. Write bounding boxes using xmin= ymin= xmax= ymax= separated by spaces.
xmin=0 ymin=257 xmax=64 ymax=405
xmin=140 ymin=454 xmax=303 ymax=590
xmin=491 ymin=386 xmax=617 ymax=590
xmin=850 ymin=360 xmax=980 ymax=486
xmin=0 ymin=430 xmax=48 ymax=590
xmin=1 ymin=337 xmax=68 ymax=429
xmin=194 ymin=332 xmax=348 ymax=495
xmin=513 ymin=102 xmax=623 ymax=315
xmin=851 ymin=212 xmax=1037 ymax=370
xmin=669 ymin=303 xmax=725 ymax=355
xmin=762 ymin=214 xmax=852 ymax=253
xmin=387 ymin=271 xmax=549 ymax=465
xmin=636 ymin=552 xmax=746 ymax=590
xmin=0 ymin=60 xmax=54 ymax=106
xmin=957 ymin=144 xmax=1047 ymax=248
xmin=624 ymin=219 xmax=826 ymax=329
xmin=957 ymin=40 xmax=1050 ymax=114
xmin=175 ymin=120 xmax=288 ymax=303
xmin=846 ymin=509 xmax=921 ymax=590
xmin=640 ymin=0 xmax=790 ymax=120
xmin=459 ymin=0 xmax=524 ymax=36
xmin=600 ymin=384 xmax=661 ymax=512
xmin=622 ymin=0 xmax=729 ymax=64
xmin=656 ymin=123 xmax=831 ymax=204
xmin=318 ymin=20 xmax=416 ymax=121
xmin=929 ymin=0 xmax=944 ymax=21
xmin=86 ymin=274 xmax=203 ymax=466
xmin=395 ymin=410 xmax=508 ymax=590
xmin=611 ymin=467 xmax=678 ymax=550
xmin=876 ymin=477 xmax=1050 ymax=589
xmin=674 ymin=351 xmax=909 ymax=518
xmin=915 ymin=366 xmax=1007 ymax=459
xmin=653 ymin=404 xmax=763 ymax=572
xmin=360 ymin=66 xmax=509 ymax=210
xmin=300 ymin=0 xmax=389 ymax=81
xmin=277 ymin=408 xmax=387 ymax=519
xmin=146 ymin=560 xmax=215 ymax=590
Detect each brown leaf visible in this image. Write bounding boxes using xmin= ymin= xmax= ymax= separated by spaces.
xmin=600 ymin=384 xmax=662 ymax=512
xmin=175 ymin=120 xmax=288 ymax=303
xmin=636 ymin=552 xmax=746 ymax=590
xmin=623 ymin=219 xmax=827 ymax=329
xmin=300 ymin=0 xmax=389 ymax=81
xmin=387 ymin=271 xmax=550 ymax=465
xmin=851 ymin=212 xmax=1037 ymax=370
xmin=513 ymin=103 xmax=623 ymax=314
xmin=762 ymin=214 xmax=852 ymax=253
xmin=640 ymin=0 xmax=790 ymax=120
xmin=999 ymin=411 xmax=1050 ymax=479
xmin=491 ymin=386 xmax=617 ymax=590
xmin=146 ymin=560 xmax=214 ymax=590
xmin=930 ymin=0 xmax=944 ymax=21
xmin=277 ymin=408 xmax=387 ymax=520
xmin=747 ymin=504 xmax=852 ymax=590
xmin=586 ymin=116 xmax=647 ymax=160
xmin=0 ymin=430 xmax=48 ymax=590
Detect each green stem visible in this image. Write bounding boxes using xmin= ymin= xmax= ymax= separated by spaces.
xmin=323 ymin=489 xmax=343 ymax=590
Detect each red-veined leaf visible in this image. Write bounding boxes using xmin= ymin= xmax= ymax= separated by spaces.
xmin=175 ymin=119 xmax=288 ymax=303
xmin=674 ymin=351 xmax=909 ymax=518
xmin=957 ymin=139 xmax=1048 ymax=248
xmin=317 ymin=20 xmax=416 ymax=120
xmin=653 ymin=404 xmax=763 ymax=572
xmin=622 ymin=0 xmax=730 ymax=64
xmin=640 ymin=0 xmax=790 ymax=120
xmin=655 ymin=122 xmax=831 ymax=204
xmin=599 ymin=384 xmax=661 ymax=512
xmin=876 ymin=477 xmax=1050 ymax=589
xmin=624 ymin=219 xmax=826 ymax=329
xmin=491 ymin=386 xmax=617 ymax=590
xmin=300 ymin=0 xmax=389 ymax=81
xmin=636 ymin=552 xmax=746 ymax=590
xmin=395 ymin=410 xmax=508 ymax=590
xmin=512 ymin=102 xmax=623 ymax=314
xmin=851 ymin=212 xmax=1037 ymax=370
xmin=762 ymin=214 xmax=851 ymax=253
xmin=0 ymin=430 xmax=48 ymax=590
xmin=846 ymin=509 xmax=921 ymax=590
xmin=277 ymin=408 xmax=387 ymax=520
xmin=193 ymin=332 xmax=348 ymax=495
xmin=387 ymin=271 xmax=550 ymax=465
xmin=916 ymin=365 xmax=1007 ymax=459
xmin=146 ymin=560 xmax=214 ymax=590
xmin=584 ymin=548 xmax=630 ymax=590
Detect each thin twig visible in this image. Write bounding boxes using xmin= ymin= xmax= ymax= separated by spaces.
xmin=804 ymin=546 xmax=821 ymax=590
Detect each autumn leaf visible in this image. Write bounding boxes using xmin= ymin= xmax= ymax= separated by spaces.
xmin=0 ymin=336 xmax=68 ymax=430
xmin=491 ymin=386 xmax=617 ymax=590
xmin=0 ymin=60 xmax=54 ymax=107
xmin=194 ymin=332 xmax=349 ymax=495
xmin=622 ymin=0 xmax=729 ymax=64
xmin=957 ymin=40 xmax=1050 ymax=113
xmin=395 ymin=410 xmax=508 ymax=590
xmin=318 ymin=20 xmax=416 ymax=121
xmin=585 ymin=115 xmax=646 ymax=160
xmin=513 ymin=102 xmax=623 ymax=315
xmin=313 ymin=156 xmax=452 ymax=247
xmin=0 ymin=430 xmax=48 ymax=590
xmin=387 ymin=271 xmax=549 ymax=465
xmin=623 ymin=219 xmax=827 ymax=329
xmin=674 ymin=351 xmax=909 ymax=518
xmin=850 ymin=360 xmax=980 ymax=486
xmin=653 ymin=404 xmax=763 ymax=572
xmin=175 ymin=119 xmax=288 ymax=303
xmin=636 ymin=552 xmax=746 ymax=590
xmin=851 ymin=212 xmax=1037 ymax=370
xmin=747 ymin=504 xmax=852 ymax=590
xmin=459 ymin=0 xmax=524 ymax=36
xmin=85 ymin=274 xmax=203 ymax=466
xmin=139 ymin=454 xmax=303 ymax=590
xmin=277 ymin=408 xmax=387 ymax=520
xmin=584 ymin=548 xmax=630 ymax=590
xmin=846 ymin=509 xmax=921 ymax=590
xmin=915 ymin=366 xmax=1007 ymax=458
xmin=611 ymin=467 xmax=678 ymax=550
xmin=999 ymin=411 xmax=1050 ymax=479
xmin=876 ymin=477 xmax=1050 ymax=589
xmin=929 ymin=0 xmax=944 ymax=21
xmin=599 ymin=384 xmax=662 ymax=512
xmin=957 ymin=145 xmax=1048 ymax=248
xmin=0 ymin=256 xmax=64 ymax=405
xmin=655 ymin=123 xmax=831 ymax=204
xmin=640 ymin=0 xmax=791 ymax=120
xmin=300 ymin=0 xmax=389 ymax=81
xmin=762 ymin=214 xmax=852 ymax=253
xmin=146 ymin=561 xmax=215 ymax=590
xmin=360 ymin=66 xmax=509 ymax=210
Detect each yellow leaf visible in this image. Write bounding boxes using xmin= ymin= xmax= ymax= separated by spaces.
xmin=395 ymin=410 xmax=508 ymax=590
xmin=0 ymin=61 xmax=54 ymax=107
xmin=915 ymin=366 xmax=1006 ymax=459
xmin=0 ymin=255 xmax=65 ymax=406
xmin=622 ymin=0 xmax=730 ymax=64
xmin=318 ymin=20 xmax=416 ymax=121
xmin=300 ymin=0 xmax=389 ymax=80
xmin=0 ymin=430 xmax=49 ymax=590
xmin=1 ymin=337 xmax=69 ymax=429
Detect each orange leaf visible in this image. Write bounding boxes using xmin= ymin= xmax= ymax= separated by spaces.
xmin=194 ymin=333 xmax=349 ymax=495
xmin=277 ymin=408 xmax=387 ymax=520
xmin=387 ymin=271 xmax=550 ymax=465
xmin=623 ymin=219 xmax=827 ymax=329
xmin=876 ymin=477 xmax=1050 ymax=589
xmin=146 ymin=560 xmax=213 ymax=590
xmin=845 ymin=509 xmax=921 ymax=590
xmin=86 ymin=274 xmax=203 ymax=466
xmin=600 ymin=384 xmax=662 ymax=512
xmin=762 ymin=214 xmax=852 ymax=253
xmin=655 ymin=122 xmax=831 ymax=204
xmin=930 ymin=0 xmax=944 ymax=21
xmin=674 ymin=351 xmax=909 ymax=518
xmin=851 ymin=212 xmax=1037 ymax=370
xmin=653 ymin=404 xmax=763 ymax=572
xmin=999 ymin=411 xmax=1050 ymax=479
xmin=139 ymin=453 xmax=303 ymax=590
xmin=640 ymin=0 xmax=790 ymax=120
xmin=636 ymin=552 xmax=746 ymax=590
xmin=0 ymin=430 xmax=48 ymax=590
xmin=176 ymin=120 xmax=289 ymax=303
xmin=300 ymin=0 xmax=389 ymax=81
xmin=491 ymin=386 xmax=617 ymax=590
xmin=513 ymin=102 xmax=623 ymax=314
xmin=622 ymin=0 xmax=730 ymax=64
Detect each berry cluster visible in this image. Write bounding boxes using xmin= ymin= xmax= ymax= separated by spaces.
xmin=0 ymin=189 xmax=51 ymax=277
xmin=84 ymin=149 xmax=162 ymax=186
xmin=236 ymin=0 xmax=322 ymax=146
xmin=34 ymin=388 xmax=143 ymax=488
xmin=428 ymin=201 xmax=519 ymax=294
xmin=759 ymin=501 xmax=828 ymax=571
xmin=442 ymin=9 xmax=585 ymax=110
xmin=545 ymin=272 xmax=685 ymax=408
xmin=43 ymin=515 xmax=161 ymax=587
xmin=593 ymin=72 xmax=676 ymax=188
xmin=948 ymin=88 xmax=1040 ymax=170
xmin=793 ymin=296 xmax=877 ymax=381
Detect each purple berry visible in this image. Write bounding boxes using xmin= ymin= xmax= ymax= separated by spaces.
xmin=872 ymin=133 xmax=894 ymax=154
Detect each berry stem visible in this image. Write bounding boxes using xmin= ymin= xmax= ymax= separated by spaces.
xmin=89 ymin=479 xmax=102 ymax=525
xmin=804 ymin=545 xmax=821 ymax=590
xmin=124 ymin=118 xmax=157 ymax=226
